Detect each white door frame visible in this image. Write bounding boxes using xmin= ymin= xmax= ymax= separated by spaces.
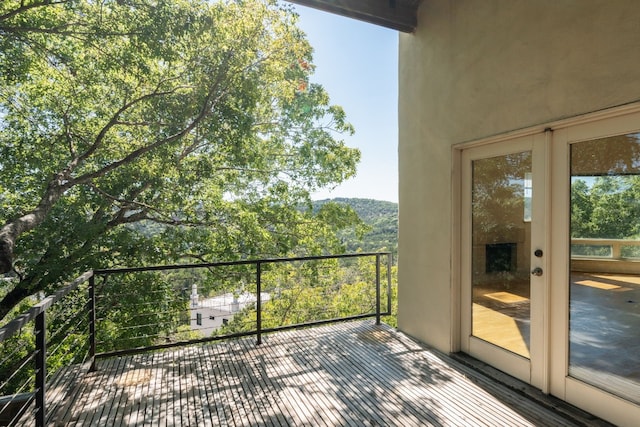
xmin=454 ymin=103 xmax=640 ymax=427
xmin=549 ymin=109 xmax=640 ymax=427
xmin=459 ymin=132 xmax=548 ymax=390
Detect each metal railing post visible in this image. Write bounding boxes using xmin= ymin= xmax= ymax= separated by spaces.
xmin=256 ymin=262 xmax=262 ymax=345
xmin=34 ymin=311 xmax=46 ymax=427
xmin=375 ymin=254 xmax=381 ymax=325
xmin=387 ymin=253 xmax=392 ymax=316
xmin=89 ymin=274 xmax=96 ymax=371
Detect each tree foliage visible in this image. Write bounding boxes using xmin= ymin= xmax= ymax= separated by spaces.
xmin=214 ymin=256 xmax=398 ymax=336
xmin=314 ymin=198 xmax=398 ymax=254
xmin=571 ymin=176 xmax=640 ymax=239
xmin=472 ymin=152 xmax=530 ymax=240
xmin=0 ymin=0 xmax=361 ymax=320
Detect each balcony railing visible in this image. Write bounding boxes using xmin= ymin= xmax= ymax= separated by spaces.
xmin=571 ymin=238 xmax=640 ymax=274
xmin=571 ymin=237 xmax=640 ymax=260
xmin=0 ymin=252 xmax=392 ymax=427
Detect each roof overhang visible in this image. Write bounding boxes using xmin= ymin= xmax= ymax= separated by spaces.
xmin=287 ymin=0 xmax=420 ymax=33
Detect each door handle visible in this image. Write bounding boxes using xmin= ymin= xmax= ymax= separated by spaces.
xmin=531 ymin=267 xmax=543 ymax=276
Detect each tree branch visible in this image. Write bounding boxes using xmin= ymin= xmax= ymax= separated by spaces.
xmin=74 ymin=84 xmax=192 ymax=167
xmin=0 ymin=0 xmax=71 ymax=23
xmin=0 ymin=174 xmax=73 ymax=273
xmin=73 ymin=85 xmax=222 ymax=185
xmin=0 ymin=24 xmax=97 ymax=36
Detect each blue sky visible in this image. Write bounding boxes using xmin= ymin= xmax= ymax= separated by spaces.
xmin=291 ymin=5 xmax=399 ymax=203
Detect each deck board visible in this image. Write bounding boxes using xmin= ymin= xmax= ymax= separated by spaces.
xmin=18 ymin=320 xmax=606 ymax=426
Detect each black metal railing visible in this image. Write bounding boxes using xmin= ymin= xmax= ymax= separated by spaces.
xmin=0 ymin=271 xmax=95 ymax=427
xmin=0 ymin=252 xmax=393 ymax=426
xmin=93 ymin=252 xmax=393 ymax=356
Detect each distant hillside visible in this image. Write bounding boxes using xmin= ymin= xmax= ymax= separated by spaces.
xmin=130 ymin=197 xmax=399 ymax=257
xmin=313 ymin=198 xmax=398 ymax=255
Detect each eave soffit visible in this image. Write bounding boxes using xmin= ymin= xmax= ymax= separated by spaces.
xmin=287 ymin=0 xmax=420 ymax=33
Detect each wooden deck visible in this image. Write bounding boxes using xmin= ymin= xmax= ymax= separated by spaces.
xmin=25 ymin=321 xmax=605 ymax=426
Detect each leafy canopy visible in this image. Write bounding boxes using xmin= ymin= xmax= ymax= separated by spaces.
xmin=0 ymin=0 xmax=362 ymax=319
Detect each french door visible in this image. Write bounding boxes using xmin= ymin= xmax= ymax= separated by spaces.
xmin=549 ymin=111 xmax=640 ymax=426
xmin=459 ymin=107 xmax=640 ymax=426
xmin=460 ymin=133 xmax=548 ymax=390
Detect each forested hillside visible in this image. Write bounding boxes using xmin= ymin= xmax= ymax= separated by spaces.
xmin=314 ymin=198 xmax=398 ymax=255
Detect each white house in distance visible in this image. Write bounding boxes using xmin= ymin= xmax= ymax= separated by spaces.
xmin=189 ymin=284 xmax=270 ymax=335
xmin=291 ymin=1 xmax=640 ymax=426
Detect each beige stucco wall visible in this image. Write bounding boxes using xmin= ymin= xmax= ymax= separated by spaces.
xmin=397 ymin=0 xmax=640 ymax=352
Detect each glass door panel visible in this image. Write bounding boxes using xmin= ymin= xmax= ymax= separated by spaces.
xmin=569 ymin=133 xmax=640 ymax=404
xmin=472 ymin=151 xmax=532 ymax=358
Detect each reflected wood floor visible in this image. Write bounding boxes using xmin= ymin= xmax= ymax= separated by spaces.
xmin=30 ymin=321 xmax=603 ymax=426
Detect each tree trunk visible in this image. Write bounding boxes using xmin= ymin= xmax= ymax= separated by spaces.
xmin=0 ymin=284 xmax=32 ymax=321
xmin=0 ymin=231 xmax=14 ymax=273
xmin=0 ymin=176 xmax=70 ymax=274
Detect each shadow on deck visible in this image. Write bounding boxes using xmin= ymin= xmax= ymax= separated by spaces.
xmin=29 ymin=320 xmax=608 ymax=426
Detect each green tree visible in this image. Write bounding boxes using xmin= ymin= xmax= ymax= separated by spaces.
xmin=588 ymin=176 xmax=640 ymax=238
xmin=471 ymin=152 xmax=530 ymax=243
xmin=571 ymin=175 xmax=640 ymax=239
xmin=570 ymin=179 xmax=594 ymax=238
xmin=0 ymin=0 xmax=361 ymax=320
xmin=215 ymin=255 xmax=398 ymax=336
xmin=96 ymin=272 xmax=186 ymax=352
xmin=314 ymin=198 xmax=398 ymax=255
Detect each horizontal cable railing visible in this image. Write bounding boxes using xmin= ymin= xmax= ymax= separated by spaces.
xmin=0 ymin=271 xmax=95 ymax=427
xmin=0 ymin=252 xmax=393 ymax=426
xmin=93 ymin=252 xmax=393 ymax=357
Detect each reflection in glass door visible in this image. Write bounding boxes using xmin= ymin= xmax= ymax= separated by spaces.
xmin=471 ymin=152 xmax=532 ymax=358
xmin=569 ymin=133 xmax=640 ymax=404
